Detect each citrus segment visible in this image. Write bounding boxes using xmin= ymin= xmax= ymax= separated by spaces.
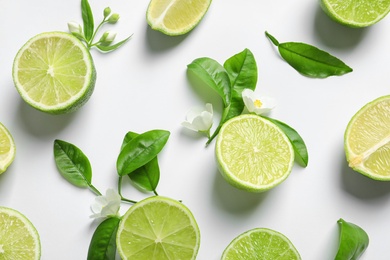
xmin=116 ymin=196 xmax=200 ymax=260
xmin=0 ymin=207 xmax=41 ymax=260
xmin=222 ymin=228 xmax=301 ymax=260
xmin=320 ymin=0 xmax=390 ymax=27
xmin=0 ymin=122 xmax=16 ymax=174
xmin=345 ymin=95 xmax=390 ymax=180
xmin=13 ymin=31 xmax=96 ymax=114
xmin=216 ymin=114 xmax=294 ymax=192
xmin=146 ymin=0 xmax=212 ymax=36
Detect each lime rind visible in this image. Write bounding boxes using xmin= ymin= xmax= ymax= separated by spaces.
xmin=0 ymin=122 xmax=16 ymax=174
xmin=146 ymin=0 xmax=212 ymax=36
xmin=216 ymin=115 xmax=294 ymax=193
xmin=320 ymin=0 xmax=390 ymax=28
xmin=0 ymin=206 xmax=41 ymax=260
xmin=116 ymin=196 xmax=200 ymax=260
xmin=222 ymin=228 xmax=301 ymax=260
xmin=344 ymin=95 xmax=390 ymax=181
xmin=12 ymin=31 xmax=96 ymax=114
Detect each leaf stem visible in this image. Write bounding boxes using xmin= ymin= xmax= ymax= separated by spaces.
xmin=265 ymin=31 xmax=280 ymax=46
xmin=117 ymin=176 xmax=137 ymax=204
xmin=88 ymin=18 xmax=106 ymax=48
xmin=89 ymin=184 xmax=102 ymax=196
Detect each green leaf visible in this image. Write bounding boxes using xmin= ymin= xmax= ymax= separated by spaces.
xmin=187 ymin=57 xmax=231 ymax=107
xmin=87 ymin=216 xmax=120 ymax=260
xmin=265 ymin=31 xmax=353 ymax=78
xmin=53 ymin=139 xmax=92 ymax=188
xmin=95 ymin=35 xmax=132 ymax=53
xmin=81 ymin=0 xmax=94 ymax=41
xmin=335 ymin=219 xmax=369 ymax=260
xmin=116 ymin=130 xmax=170 ymax=176
xmin=120 ymin=132 xmax=160 ymax=192
xmin=263 ymin=117 xmax=308 ymax=167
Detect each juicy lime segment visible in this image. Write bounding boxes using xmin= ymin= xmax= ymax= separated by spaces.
xmin=116 ymin=196 xmax=200 ymax=260
xmin=0 ymin=122 xmax=16 ymax=174
xmin=146 ymin=0 xmax=212 ymax=36
xmin=13 ymin=31 xmax=96 ymax=114
xmin=216 ymin=114 xmax=294 ymax=192
xmin=320 ymin=0 xmax=390 ymax=27
xmin=345 ymin=95 xmax=390 ymax=180
xmin=0 ymin=207 xmax=41 ymax=260
xmin=222 ymin=228 xmax=301 ymax=260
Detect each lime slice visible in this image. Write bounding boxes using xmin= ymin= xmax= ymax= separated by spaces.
xmin=345 ymin=95 xmax=390 ymax=180
xmin=216 ymin=114 xmax=294 ymax=192
xmin=320 ymin=0 xmax=390 ymax=27
xmin=13 ymin=31 xmax=96 ymax=114
xmin=146 ymin=0 xmax=212 ymax=36
xmin=0 ymin=122 xmax=16 ymax=174
xmin=222 ymin=228 xmax=301 ymax=260
xmin=0 ymin=207 xmax=41 ymax=259
xmin=116 ymin=196 xmax=200 ymax=260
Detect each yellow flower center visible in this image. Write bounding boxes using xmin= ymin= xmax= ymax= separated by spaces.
xmin=254 ymin=99 xmax=262 ymax=108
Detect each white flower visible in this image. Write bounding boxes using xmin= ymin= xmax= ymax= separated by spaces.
xmin=182 ymin=103 xmax=213 ymax=134
xmin=242 ymin=89 xmax=276 ymax=115
xmin=90 ymin=188 xmax=121 ymax=219
xmin=67 ymin=21 xmax=82 ymax=35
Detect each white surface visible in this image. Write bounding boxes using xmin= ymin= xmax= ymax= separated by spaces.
xmin=1 ymin=0 xmax=390 ymax=259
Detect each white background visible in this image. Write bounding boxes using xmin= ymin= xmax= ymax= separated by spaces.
xmin=1 ymin=0 xmax=390 ymax=259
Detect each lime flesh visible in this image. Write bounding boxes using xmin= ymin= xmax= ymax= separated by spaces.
xmin=320 ymin=0 xmax=390 ymax=27
xmin=222 ymin=228 xmax=301 ymax=260
xmin=345 ymin=95 xmax=390 ymax=180
xmin=0 ymin=207 xmax=41 ymax=260
xmin=116 ymin=196 xmax=200 ymax=260
xmin=146 ymin=0 xmax=212 ymax=36
xmin=216 ymin=114 xmax=294 ymax=192
xmin=0 ymin=122 xmax=16 ymax=174
xmin=13 ymin=31 xmax=96 ymax=114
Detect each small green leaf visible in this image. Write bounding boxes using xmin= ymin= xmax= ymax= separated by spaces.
xmin=81 ymin=0 xmax=94 ymax=41
xmin=87 ymin=216 xmax=120 ymax=260
xmin=265 ymin=31 xmax=353 ymax=78
xmin=263 ymin=117 xmax=308 ymax=167
xmin=120 ymin=131 xmax=160 ymax=192
xmin=335 ymin=219 xmax=369 ymax=260
xmin=95 ymin=35 xmax=132 ymax=53
xmin=116 ymin=130 xmax=170 ymax=176
xmin=187 ymin=57 xmax=231 ymax=107
xmin=53 ymin=139 xmax=92 ymax=188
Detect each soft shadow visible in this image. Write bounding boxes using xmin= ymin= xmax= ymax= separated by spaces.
xmin=145 ymin=24 xmax=189 ymax=52
xmin=313 ymin=6 xmax=368 ymax=49
xmin=212 ymin=170 xmax=268 ymax=214
xmin=15 ymin=99 xmax=77 ymax=138
xmin=340 ymin=152 xmax=390 ymax=199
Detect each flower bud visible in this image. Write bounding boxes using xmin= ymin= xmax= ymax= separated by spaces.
xmin=67 ymin=21 xmax=82 ymax=34
xmin=100 ymin=31 xmax=117 ymax=45
xmin=103 ymin=7 xmax=111 ymax=18
xmin=107 ymin=13 xmax=120 ymax=24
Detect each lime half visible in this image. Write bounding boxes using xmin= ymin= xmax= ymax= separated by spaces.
xmin=146 ymin=0 xmax=212 ymax=36
xmin=345 ymin=95 xmax=390 ymax=180
xmin=0 ymin=207 xmax=41 ymax=260
xmin=216 ymin=114 xmax=294 ymax=192
xmin=222 ymin=228 xmax=301 ymax=260
xmin=320 ymin=0 xmax=390 ymax=27
xmin=0 ymin=122 xmax=16 ymax=174
xmin=13 ymin=31 xmax=96 ymax=114
xmin=116 ymin=196 xmax=200 ymax=260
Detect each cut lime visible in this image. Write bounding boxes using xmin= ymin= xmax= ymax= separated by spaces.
xmin=222 ymin=228 xmax=301 ymax=260
xmin=0 ymin=207 xmax=41 ymax=260
xmin=345 ymin=95 xmax=390 ymax=180
xmin=13 ymin=31 xmax=96 ymax=114
xmin=0 ymin=122 xmax=16 ymax=174
xmin=216 ymin=114 xmax=294 ymax=192
xmin=320 ymin=0 xmax=390 ymax=27
xmin=146 ymin=0 xmax=212 ymax=36
xmin=116 ymin=196 xmax=200 ymax=260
